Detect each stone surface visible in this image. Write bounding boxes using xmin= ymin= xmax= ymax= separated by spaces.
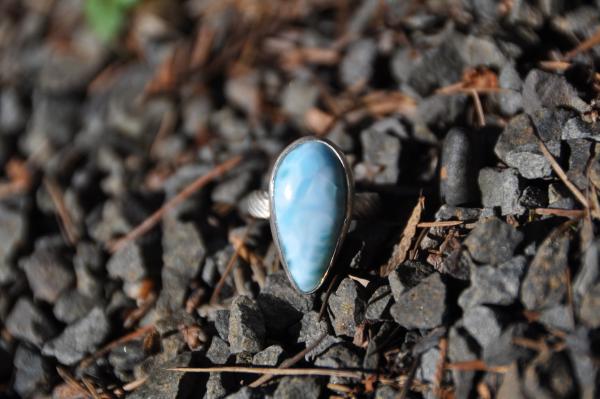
xmin=207 ymin=336 xmax=230 ymax=364
xmin=579 ymin=283 xmax=600 ymax=328
xmin=390 ymin=273 xmax=446 ymax=329
xmin=129 ymin=352 xmax=197 ymax=399
xmin=355 ymin=123 xmax=401 ymax=184
xmin=328 ymin=278 xmax=366 ymax=337
xmin=53 ymin=289 xmax=96 ymax=324
xmin=463 ymin=305 xmax=503 ymax=349
xmin=522 ymin=69 xmax=589 ymax=114
xmin=478 ymin=167 xmax=524 ymax=215
xmin=464 ymin=217 xmax=523 ymax=264
xmin=257 ymin=270 xmax=313 ymax=334
xmin=6 ymin=297 xmax=58 ymax=347
xmin=106 ymin=241 xmax=146 ymax=283
xmin=365 ymin=285 xmax=392 ymax=321
xmin=340 ymin=39 xmax=377 ymax=88
xmin=440 ymin=128 xmax=477 ymax=205
xmin=521 ymin=229 xmax=570 ymax=310
xmin=43 ymin=307 xmax=110 ymax=365
xmin=0 ymin=202 xmax=26 ymax=284
xmin=252 ymin=345 xmax=284 ymax=366
xmin=314 ymin=343 xmax=361 ymax=384
xmin=459 ymin=256 xmax=526 ymax=309
xmin=228 ymin=295 xmax=265 ymax=354
xmin=273 ymin=376 xmax=322 ymax=399
xmin=20 ymin=249 xmax=74 ymax=303
xmin=272 ymin=140 xmax=348 ymax=293
xmin=298 ymin=311 xmax=341 ymax=361
xmin=13 ymin=345 xmax=54 ymax=397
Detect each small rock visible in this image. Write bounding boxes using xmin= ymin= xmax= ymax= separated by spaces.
xmin=459 ymin=256 xmax=526 ymax=309
xmin=13 ymin=345 xmax=54 ymax=397
xmin=519 ymin=186 xmax=548 ymax=208
xmin=207 ymin=336 xmax=231 ymax=365
xmin=483 ymin=323 xmax=529 ymax=366
xmin=53 ymin=290 xmax=96 ymax=324
xmin=435 ymin=205 xmax=481 ymax=221
xmin=494 ymin=113 xmax=559 ymax=179
xmin=562 ymin=116 xmax=600 ymax=141
xmin=390 ymin=273 xmax=446 ymax=329
xmin=0 ymin=87 xmax=26 ymax=134
xmin=225 ymin=386 xmax=261 ymax=399
xmin=521 ymin=229 xmax=570 ymax=310
xmin=298 ymin=311 xmax=341 ymax=361
xmin=340 ymin=39 xmax=377 ymax=88
xmin=365 ymin=285 xmax=393 ymax=321
xmin=496 ymin=64 xmax=523 ymax=115
xmin=6 ymin=297 xmax=58 ymax=347
xmin=281 ymin=79 xmax=319 ymax=123
xmin=43 ymin=307 xmax=110 ymax=365
xmin=448 ymin=327 xmax=478 ymax=399
xmin=214 ymin=310 xmax=230 ymax=341
xmin=464 ymin=217 xmax=523 ymax=264
xmin=497 ymin=362 xmax=526 ymax=399
xmin=440 ymin=128 xmax=477 ymax=206
xmin=158 ymin=215 xmax=205 ymax=312
xmin=211 ymin=172 xmax=253 ymax=205
xmin=108 ymin=340 xmax=146 ymax=373
xmin=478 ymin=167 xmax=524 ymax=215
xmin=579 ymin=283 xmax=600 ymax=328
xmin=315 ymin=344 xmax=361 ymax=384
xmin=574 ymin=239 xmax=600 ymax=302
xmin=257 ymin=270 xmax=313 ymax=335
xmin=408 ymin=40 xmax=463 ymax=96
xmin=523 ymin=351 xmax=578 ymax=398
xmin=20 ymin=248 xmax=74 ymax=303
xmin=0 ymin=202 xmax=26 ymax=284
xmin=73 ymin=242 xmax=104 ymax=298
xmin=522 ymin=69 xmax=589 ymax=115
xmin=355 ymin=128 xmax=401 ymax=184
xmin=416 ymin=346 xmax=440 ymax=383
xmin=106 ymin=241 xmax=146 ymax=284
xmin=205 ymin=373 xmax=228 ymax=399
xmin=328 ymin=278 xmax=366 ymax=337
xmin=129 ymin=352 xmax=197 ymax=399
xmin=228 ymin=295 xmax=266 ymax=354
xmin=273 ymin=376 xmax=322 ymax=399
xmin=566 ymin=139 xmax=593 ymax=190
xmin=388 ymin=260 xmax=434 ymax=301
xmin=462 ymin=305 xmax=502 ymax=349
xmin=252 ymin=345 xmax=284 ymax=366
xmin=540 ymin=305 xmax=575 ymax=331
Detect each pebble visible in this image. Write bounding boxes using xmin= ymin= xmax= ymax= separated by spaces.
xmin=252 ymin=345 xmax=284 ymax=366
xmin=73 ymin=242 xmax=104 ymax=298
xmin=19 ymin=248 xmax=74 ymax=304
xmin=257 ymin=270 xmax=313 ymax=335
xmin=435 ymin=205 xmax=481 ymax=221
xmin=464 ymin=217 xmax=523 ymax=264
xmin=416 ymin=346 xmax=440 ymax=382
xmin=365 ymin=285 xmax=393 ymax=321
xmin=128 ymin=352 xmax=196 ymax=399
xmin=522 ymin=69 xmax=589 ymax=115
xmin=53 ymin=289 xmax=96 ymax=324
xmin=6 ymin=297 xmax=58 ymax=347
xmin=390 ymin=273 xmax=446 ymax=329
xmin=206 ymin=336 xmax=231 ymax=364
xmin=328 ymin=278 xmax=366 ymax=337
xmin=579 ymin=283 xmax=600 ymax=328
xmin=158 ymin=216 xmax=205 ymax=312
xmin=388 ymin=260 xmax=434 ymax=301
xmin=228 ymin=295 xmax=266 ymax=354
xmin=540 ymin=305 xmax=575 ymax=331
xmin=440 ymin=128 xmax=477 ymax=206
xmin=108 ymin=340 xmax=146 ymax=374
xmin=561 ymin=116 xmax=600 ymax=141
xmin=273 ymin=376 xmax=322 ymax=399
xmin=521 ymin=229 xmax=570 ymax=310
xmin=448 ymin=326 xmax=478 ymax=399
xmin=13 ymin=345 xmax=54 ymax=398
xmin=478 ymin=167 xmax=524 ymax=215
xmin=462 ymin=305 xmax=503 ymax=349
xmin=355 ymin=128 xmax=401 ymax=184
xmin=298 ymin=311 xmax=341 ymax=361
xmin=106 ymin=241 xmax=146 ymax=284
xmin=566 ymin=139 xmax=592 ymax=190
xmin=459 ymin=256 xmax=526 ymax=309
xmin=43 ymin=307 xmax=110 ymax=365
xmin=314 ymin=343 xmax=361 ymax=384
xmin=340 ymin=39 xmax=377 ymax=88
xmin=519 ymin=185 xmax=548 ymax=208
xmin=494 ymin=113 xmax=558 ymax=179
xmin=0 ymin=202 xmax=26 ymax=285
xmin=496 ymin=63 xmax=523 ymax=115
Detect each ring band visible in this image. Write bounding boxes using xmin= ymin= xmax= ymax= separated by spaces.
xmin=242 ymin=190 xmax=380 ymax=220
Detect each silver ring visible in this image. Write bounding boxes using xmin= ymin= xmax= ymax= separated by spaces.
xmin=241 ymin=137 xmax=379 ymax=294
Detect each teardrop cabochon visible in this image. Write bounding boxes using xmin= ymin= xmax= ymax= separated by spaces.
xmin=269 ymin=137 xmax=354 ymax=294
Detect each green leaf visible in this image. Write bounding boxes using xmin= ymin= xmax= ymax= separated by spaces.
xmin=84 ymin=0 xmax=140 ymax=42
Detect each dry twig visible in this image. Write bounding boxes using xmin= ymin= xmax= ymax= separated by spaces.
xmin=168 ymin=366 xmax=373 ymax=379
xmin=44 ymin=177 xmax=79 ymax=245
xmin=109 ymin=155 xmax=243 ymax=253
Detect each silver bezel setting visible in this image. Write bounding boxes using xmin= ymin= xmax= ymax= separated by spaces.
xmin=268 ymin=136 xmax=354 ymax=294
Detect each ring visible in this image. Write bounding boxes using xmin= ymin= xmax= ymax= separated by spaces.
xmin=242 ymin=137 xmax=380 ymax=294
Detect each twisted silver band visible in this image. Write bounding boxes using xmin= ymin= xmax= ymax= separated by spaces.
xmin=241 ymin=190 xmax=380 ymax=219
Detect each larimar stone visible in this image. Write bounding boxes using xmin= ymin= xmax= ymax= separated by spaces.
xmin=271 ymin=140 xmax=348 ymax=293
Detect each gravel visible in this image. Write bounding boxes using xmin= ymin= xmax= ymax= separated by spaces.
xmin=228 ymin=295 xmax=266 ymax=354
xmin=390 ymin=273 xmax=446 ymax=329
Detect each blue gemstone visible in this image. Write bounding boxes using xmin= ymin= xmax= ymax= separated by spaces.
xmin=271 ymin=140 xmax=348 ymax=293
